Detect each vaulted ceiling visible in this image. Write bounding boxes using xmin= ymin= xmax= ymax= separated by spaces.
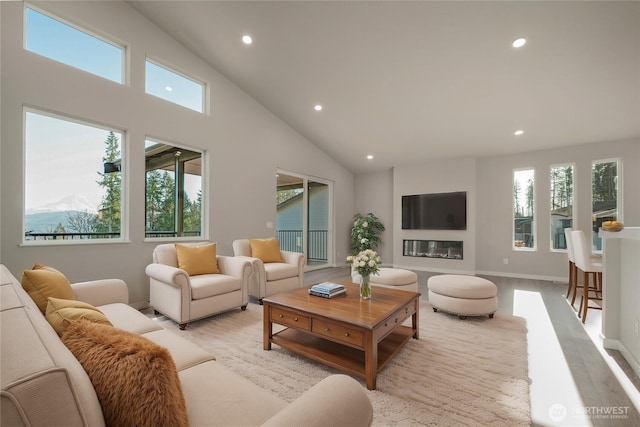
xmin=130 ymin=1 xmax=640 ymax=174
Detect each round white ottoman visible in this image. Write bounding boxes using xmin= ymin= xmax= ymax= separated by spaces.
xmin=427 ymin=275 xmax=497 ymax=319
xmin=353 ymin=268 xmax=419 ymax=292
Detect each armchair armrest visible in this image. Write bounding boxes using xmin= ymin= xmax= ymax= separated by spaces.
xmin=281 ymin=251 xmax=306 ymax=272
xmin=261 ymin=374 xmax=373 ymax=427
xmin=233 ymin=256 xmax=265 ymax=299
xmin=71 ymin=279 xmax=129 ymax=306
xmin=145 ymin=263 xmax=191 ymax=292
xmin=216 ymin=256 xmax=252 ymax=279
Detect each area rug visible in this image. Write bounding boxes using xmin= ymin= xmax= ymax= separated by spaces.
xmin=156 ymin=301 xmax=530 ymax=426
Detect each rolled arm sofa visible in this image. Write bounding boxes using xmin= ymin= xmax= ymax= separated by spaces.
xmin=0 ymin=264 xmax=374 ymax=426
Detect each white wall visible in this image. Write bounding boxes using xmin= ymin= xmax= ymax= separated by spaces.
xmin=353 ymin=170 xmax=393 ymax=264
xmin=353 ymin=139 xmax=639 ymax=281
xmin=392 ymin=158 xmax=478 ymax=274
xmin=0 ymin=2 xmax=354 ymax=305
xmin=476 ymin=138 xmax=640 ymax=280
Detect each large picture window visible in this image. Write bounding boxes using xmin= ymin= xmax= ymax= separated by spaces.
xmin=24 ymin=110 xmax=124 ymax=242
xmin=25 ymin=6 xmax=124 ymax=84
xmin=513 ymin=168 xmax=535 ymax=249
xmin=550 ymin=164 xmax=574 ymax=250
xmin=145 ymin=139 xmax=203 ymax=238
xmin=592 ymin=159 xmax=620 ymax=252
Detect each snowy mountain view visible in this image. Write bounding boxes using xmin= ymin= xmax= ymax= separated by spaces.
xmin=25 ymin=195 xmax=100 ymax=233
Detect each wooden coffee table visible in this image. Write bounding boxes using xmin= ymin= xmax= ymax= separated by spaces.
xmin=263 ymin=282 xmax=420 ymax=390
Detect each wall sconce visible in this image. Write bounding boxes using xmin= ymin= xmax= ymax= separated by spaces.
xmin=103 ymin=162 xmax=120 ymax=173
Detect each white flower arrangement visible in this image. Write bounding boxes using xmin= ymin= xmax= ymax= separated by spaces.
xmin=346 ymin=249 xmax=381 ymax=277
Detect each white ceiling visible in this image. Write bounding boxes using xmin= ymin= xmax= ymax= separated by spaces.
xmin=129 ymin=1 xmax=640 ymax=174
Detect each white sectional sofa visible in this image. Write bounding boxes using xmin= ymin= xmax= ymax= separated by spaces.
xmin=0 ymin=264 xmax=373 ymax=426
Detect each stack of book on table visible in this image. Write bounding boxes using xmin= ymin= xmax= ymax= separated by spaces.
xmin=309 ymin=282 xmax=346 ymax=298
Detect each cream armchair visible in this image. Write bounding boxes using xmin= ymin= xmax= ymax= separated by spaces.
xmin=232 ymin=238 xmax=306 ymax=303
xmin=145 ymin=242 xmax=252 ymax=330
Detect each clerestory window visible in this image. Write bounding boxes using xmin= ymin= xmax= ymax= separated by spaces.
xmin=145 ymin=59 xmax=206 ymax=113
xmin=25 ymin=6 xmax=125 ymax=84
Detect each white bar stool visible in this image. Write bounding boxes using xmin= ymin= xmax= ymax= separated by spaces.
xmin=571 ymin=230 xmax=603 ymax=323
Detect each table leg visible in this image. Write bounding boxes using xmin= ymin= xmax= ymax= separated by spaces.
xmin=364 ymin=331 xmax=377 ymax=390
xmin=413 ymin=303 xmax=419 ymax=339
xmin=263 ymin=303 xmax=272 ymax=350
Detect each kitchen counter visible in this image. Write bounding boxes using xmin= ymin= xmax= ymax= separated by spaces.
xmin=599 ymin=227 xmax=640 ymax=377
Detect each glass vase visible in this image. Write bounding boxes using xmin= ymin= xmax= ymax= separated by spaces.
xmin=360 ymin=274 xmax=372 ymax=300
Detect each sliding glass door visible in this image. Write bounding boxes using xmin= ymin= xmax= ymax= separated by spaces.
xmin=276 ymin=170 xmax=332 ymax=270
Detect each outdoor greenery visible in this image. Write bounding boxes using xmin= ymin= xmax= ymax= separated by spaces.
xmin=513 ymin=177 xmax=534 ymax=218
xmin=550 ymin=166 xmax=573 ymax=210
xmin=62 ymin=132 xmax=201 ymax=238
xmin=350 ymin=212 xmax=385 ymax=255
xmin=592 ymin=161 xmax=617 ymax=206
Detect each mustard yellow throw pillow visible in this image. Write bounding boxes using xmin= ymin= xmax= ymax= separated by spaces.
xmin=21 ymin=263 xmax=75 ymax=313
xmin=249 ymin=238 xmax=284 ymax=263
xmin=175 ymin=243 xmax=220 ymax=275
xmin=45 ymin=297 xmax=113 ymax=336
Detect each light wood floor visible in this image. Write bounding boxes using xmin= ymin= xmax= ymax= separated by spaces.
xmin=305 ymin=267 xmax=640 ymax=426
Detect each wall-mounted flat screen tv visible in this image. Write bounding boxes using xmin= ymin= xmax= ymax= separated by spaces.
xmin=402 ymin=191 xmax=467 ymax=230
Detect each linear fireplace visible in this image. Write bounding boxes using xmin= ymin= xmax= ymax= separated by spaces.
xmin=403 ymin=239 xmax=463 ymax=260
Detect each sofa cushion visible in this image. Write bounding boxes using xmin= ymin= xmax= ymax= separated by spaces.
xmin=142 ymin=329 xmax=216 ymax=371
xmin=179 ymin=361 xmax=287 ymax=426
xmin=175 ymin=243 xmax=220 ymax=275
xmin=45 ymin=297 xmax=112 ymax=336
xmin=250 ymin=238 xmax=284 ymax=263
xmin=264 ymin=263 xmax=299 ymax=282
xmin=98 ymin=303 xmax=163 ymax=335
xmin=62 ymin=320 xmax=189 ymax=427
xmin=21 ymin=264 xmax=75 ymax=313
xmin=190 ymin=274 xmax=242 ymax=300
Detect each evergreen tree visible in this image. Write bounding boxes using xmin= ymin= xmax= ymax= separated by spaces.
xmin=145 ymin=169 xmax=176 ymax=234
xmin=526 ymin=178 xmax=534 ymax=217
xmin=96 ymin=131 xmax=121 ymax=234
xmin=514 ymin=181 xmax=522 ymax=217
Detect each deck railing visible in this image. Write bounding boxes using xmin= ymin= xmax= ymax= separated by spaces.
xmin=25 ymin=230 xmax=201 ymax=240
xmin=277 ymin=229 xmax=327 ymax=262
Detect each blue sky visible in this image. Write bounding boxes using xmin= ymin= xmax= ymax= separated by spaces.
xmin=24 ymin=7 xmax=202 ymax=212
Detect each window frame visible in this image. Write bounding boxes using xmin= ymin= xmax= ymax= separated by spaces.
xmin=549 ymin=163 xmax=575 ymax=253
xmin=144 ymin=57 xmax=208 ymax=114
xmin=143 ymin=137 xmax=208 ymax=242
xmin=23 ymin=3 xmax=127 ymax=85
xmin=22 ymin=107 xmax=129 ymax=246
xmin=512 ymin=167 xmax=536 ymax=251
xmin=591 ymin=158 xmax=622 ymax=254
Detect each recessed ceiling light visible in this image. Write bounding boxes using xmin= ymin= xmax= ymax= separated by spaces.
xmin=242 ymin=35 xmax=253 ymax=45
xmin=314 ymin=104 xmax=323 ymax=111
xmin=367 ymin=155 xmax=374 ymax=160
xmin=165 ymin=86 xmax=173 ymax=92
xmin=514 ymin=130 xmax=524 ymax=136
xmin=512 ymin=38 xmax=527 ymax=48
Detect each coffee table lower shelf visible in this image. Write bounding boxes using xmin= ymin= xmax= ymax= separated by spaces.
xmin=270 ymin=325 xmax=414 ymax=383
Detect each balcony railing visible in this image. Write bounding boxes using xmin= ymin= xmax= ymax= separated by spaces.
xmin=277 ymin=229 xmax=327 ymax=262
xmin=25 ymin=230 xmax=201 ymax=240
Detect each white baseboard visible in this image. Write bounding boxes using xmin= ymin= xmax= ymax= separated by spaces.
xmin=392 ymin=264 xmax=477 ymax=276
xmin=476 ymin=270 xmax=566 ymax=283
xmin=603 ymin=338 xmax=640 ymax=379
xmin=391 ymin=265 xmax=565 ymax=283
